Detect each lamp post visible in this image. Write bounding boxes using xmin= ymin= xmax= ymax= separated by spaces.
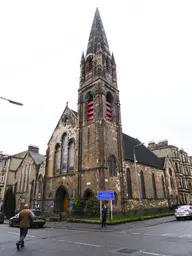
xmin=133 ymin=142 xmax=144 ymax=221
xmin=0 ymin=96 xmax=23 ymax=106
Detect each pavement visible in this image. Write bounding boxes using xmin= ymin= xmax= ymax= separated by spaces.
xmin=44 ymin=215 xmax=175 ymax=232
xmin=2 ymin=215 xmax=192 ymax=255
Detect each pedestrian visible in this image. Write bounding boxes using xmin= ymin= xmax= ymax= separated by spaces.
xmin=16 ymin=204 xmax=32 ymax=251
xmin=101 ymin=204 xmax=108 ymax=228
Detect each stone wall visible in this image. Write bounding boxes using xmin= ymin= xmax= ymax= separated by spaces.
xmin=123 ymin=160 xmax=168 ymax=210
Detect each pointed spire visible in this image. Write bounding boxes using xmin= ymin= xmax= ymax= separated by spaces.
xmin=111 ymin=53 xmax=116 ymax=66
xmin=80 ymin=52 xmax=85 ymax=65
xmin=86 ymin=8 xmax=110 ymax=56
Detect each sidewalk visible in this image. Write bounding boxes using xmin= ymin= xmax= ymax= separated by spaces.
xmin=44 ymin=215 xmax=175 ymax=232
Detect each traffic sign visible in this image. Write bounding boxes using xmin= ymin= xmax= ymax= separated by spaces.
xmin=97 ymin=191 xmax=114 ymax=200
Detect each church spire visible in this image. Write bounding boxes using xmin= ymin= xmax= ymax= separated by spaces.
xmin=86 ymin=8 xmax=110 ymax=56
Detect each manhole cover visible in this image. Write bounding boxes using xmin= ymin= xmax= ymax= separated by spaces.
xmin=118 ymin=248 xmax=138 ymax=254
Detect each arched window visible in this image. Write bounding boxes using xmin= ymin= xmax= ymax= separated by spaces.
xmin=38 ymin=175 xmax=44 ymax=199
xmin=106 ymin=92 xmax=113 ymax=121
xmin=54 ymin=144 xmax=61 ymax=174
xmin=175 ymin=163 xmax=179 ymax=172
xmin=86 ymin=56 xmax=93 ymax=73
xmin=61 ymin=134 xmax=68 ymax=172
xmin=152 ymin=173 xmax=157 ymax=199
xmin=127 ymin=168 xmax=132 ymax=198
xmin=87 ymin=93 xmax=94 ymax=121
xmin=19 ymin=166 xmax=24 ymax=192
xmin=106 ymin=56 xmax=110 ymax=73
xmin=108 ymin=155 xmax=116 ymax=177
xmin=169 ymin=168 xmax=175 ymax=189
xmin=140 ymin=171 xmax=146 ymax=199
xmin=68 ymin=141 xmax=75 ymax=171
xmin=162 ymin=175 xmax=166 ymax=198
xmin=113 ymin=192 xmax=118 ymax=205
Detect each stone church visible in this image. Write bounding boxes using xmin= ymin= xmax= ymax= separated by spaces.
xmin=43 ymin=8 xmax=177 ymax=214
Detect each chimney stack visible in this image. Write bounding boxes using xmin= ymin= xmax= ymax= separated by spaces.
xmin=158 ymin=140 xmax=168 ymax=146
xmin=148 ymin=141 xmax=156 ymax=149
xmin=28 ymin=145 xmax=39 ymax=154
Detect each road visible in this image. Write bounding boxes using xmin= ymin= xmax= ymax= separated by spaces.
xmin=1 ymin=219 xmax=192 ymax=255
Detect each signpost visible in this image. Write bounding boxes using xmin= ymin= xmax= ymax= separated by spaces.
xmin=97 ymin=191 xmax=114 ymax=220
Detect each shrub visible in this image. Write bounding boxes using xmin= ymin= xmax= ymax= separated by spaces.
xmin=86 ymin=196 xmax=100 ymax=217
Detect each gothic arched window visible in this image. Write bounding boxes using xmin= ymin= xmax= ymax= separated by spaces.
xmin=127 ymin=168 xmax=132 ymax=198
xmin=54 ymin=144 xmax=61 ymax=174
xmin=169 ymin=168 xmax=175 ymax=189
xmin=108 ymin=155 xmax=116 ymax=177
xmin=86 ymin=56 xmax=93 ymax=73
xmin=106 ymin=92 xmax=113 ymax=121
xmin=113 ymin=192 xmax=118 ymax=205
xmin=87 ymin=92 xmax=94 ymax=121
xmin=152 ymin=173 xmax=157 ymax=199
xmin=68 ymin=140 xmax=75 ymax=171
xmin=61 ymin=134 xmax=68 ymax=172
xmin=140 ymin=171 xmax=146 ymax=199
xmin=162 ymin=175 xmax=166 ymax=198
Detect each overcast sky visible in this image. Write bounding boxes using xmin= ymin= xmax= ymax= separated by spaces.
xmin=0 ymin=0 xmax=192 ymax=156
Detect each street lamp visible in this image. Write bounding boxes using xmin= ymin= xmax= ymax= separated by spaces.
xmin=133 ymin=142 xmax=144 ymax=221
xmin=0 ymin=96 xmax=23 ymax=106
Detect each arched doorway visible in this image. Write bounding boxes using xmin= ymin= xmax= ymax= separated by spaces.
xmin=83 ymin=189 xmax=94 ymax=201
xmin=83 ymin=189 xmax=94 ymax=209
xmin=55 ymin=186 xmax=69 ymax=213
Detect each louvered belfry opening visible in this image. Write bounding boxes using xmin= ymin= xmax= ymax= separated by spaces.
xmin=87 ymin=96 xmax=94 ymax=121
xmin=106 ymin=92 xmax=113 ymax=121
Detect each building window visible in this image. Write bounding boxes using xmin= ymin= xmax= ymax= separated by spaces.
xmin=152 ymin=173 xmax=157 ymax=199
xmin=106 ymin=92 xmax=113 ymax=121
xmin=19 ymin=166 xmax=24 ymax=192
xmin=162 ymin=175 xmax=166 ymax=198
xmin=23 ymin=166 xmax=27 ymax=192
xmin=126 ymin=168 xmax=132 ymax=198
xmin=108 ymin=155 xmax=116 ymax=177
xmin=106 ymin=56 xmax=110 ymax=73
xmin=169 ymin=168 xmax=175 ymax=189
xmin=175 ymin=163 xmax=179 ymax=172
xmin=61 ymin=134 xmax=68 ymax=171
xmin=3 ymin=160 xmax=6 ymax=169
xmin=87 ymin=97 xmax=94 ymax=121
xmin=86 ymin=56 xmax=92 ymax=73
xmin=54 ymin=144 xmax=61 ymax=174
xmin=68 ymin=141 xmax=75 ymax=171
xmin=113 ymin=192 xmax=118 ymax=205
xmin=140 ymin=171 xmax=146 ymax=199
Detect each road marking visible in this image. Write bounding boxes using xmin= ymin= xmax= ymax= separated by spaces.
xmin=140 ymin=251 xmax=171 ymax=256
xmin=132 ymin=232 xmax=140 ymax=235
xmin=8 ymin=232 xmax=35 ymax=238
xmin=52 ymin=238 xmax=103 ymax=248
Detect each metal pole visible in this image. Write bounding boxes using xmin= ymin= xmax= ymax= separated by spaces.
xmin=110 ymin=200 xmax=113 ymax=220
xmin=133 ymin=148 xmax=144 ymax=220
xmin=0 ymin=96 xmax=23 ymax=106
xmin=100 ymin=200 xmax=102 ymax=220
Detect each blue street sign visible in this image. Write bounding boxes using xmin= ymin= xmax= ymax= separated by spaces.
xmin=97 ymin=191 xmax=114 ymax=200
xmin=69 ymin=200 xmax=73 ymax=208
xmin=50 ymin=201 xmax=54 ymax=208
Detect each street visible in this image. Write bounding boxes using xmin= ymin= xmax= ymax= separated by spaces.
xmin=1 ymin=218 xmax=192 ymax=255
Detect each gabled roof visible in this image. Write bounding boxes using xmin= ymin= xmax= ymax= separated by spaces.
xmin=30 ymin=152 xmax=44 ymax=165
xmin=48 ymin=106 xmax=77 ymax=144
xmin=123 ymin=133 xmax=164 ymax=170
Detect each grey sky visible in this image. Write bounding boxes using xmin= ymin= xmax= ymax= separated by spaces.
xmin=0 ymin=0 xmax=192 ymax=156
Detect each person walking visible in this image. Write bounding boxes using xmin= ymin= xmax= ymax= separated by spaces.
xmin=16 ymin=204 xmax=32 ymax=251
xmin=101 ymin=204 xmax=108 ymax=228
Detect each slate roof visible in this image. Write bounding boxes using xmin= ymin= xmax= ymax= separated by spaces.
xmin=30 ymin=152 xmax=44 ymax=165
xmin=123 ymin=133 xmax=164 ymax=170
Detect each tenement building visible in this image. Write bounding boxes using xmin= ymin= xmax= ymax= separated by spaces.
xmin=44 ymin=8 xmax=174 ymax=214
xmin=149 ymin=140 xmax=192 ymax=205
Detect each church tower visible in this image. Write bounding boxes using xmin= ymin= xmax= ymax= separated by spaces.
xmin=77 ymin=8 xmax=124 ymax=208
